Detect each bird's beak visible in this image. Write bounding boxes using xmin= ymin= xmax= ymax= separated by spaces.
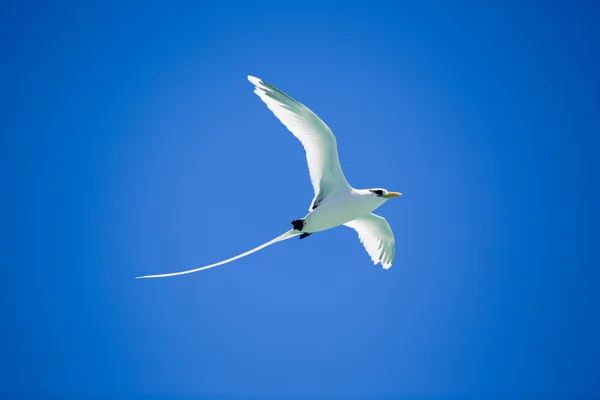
xmin=384 ymin=192 xmax=402 ymax=199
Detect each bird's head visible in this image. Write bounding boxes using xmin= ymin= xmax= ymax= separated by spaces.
xmin=369 ymin=188 xmax=402 ymax=200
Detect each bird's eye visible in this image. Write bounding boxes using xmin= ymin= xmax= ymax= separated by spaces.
xmin=371 ymin=190 xmax=384 ymax=197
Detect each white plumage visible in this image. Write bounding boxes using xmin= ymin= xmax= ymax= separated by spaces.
xmin=248 ymin=76 xmax=351 ymax=203
xmin=344 ymin=213 xmax=396 ymax=269
xmin=136 ymin=75 xmax=402 ymax=279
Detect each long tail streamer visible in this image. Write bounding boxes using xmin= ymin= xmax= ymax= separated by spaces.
xmin=135 ymin=229 xmax=300 ymax=279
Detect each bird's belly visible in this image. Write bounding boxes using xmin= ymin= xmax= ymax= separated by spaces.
xmin=303 ymin=196 xmax=379 ymax=233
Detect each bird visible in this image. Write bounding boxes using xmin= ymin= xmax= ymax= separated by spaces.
xmin=135 ymin=75 xmax=402 ymax=279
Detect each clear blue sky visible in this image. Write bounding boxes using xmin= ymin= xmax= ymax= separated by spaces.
xmin=2 ymin=1 xmax=599 ymax=398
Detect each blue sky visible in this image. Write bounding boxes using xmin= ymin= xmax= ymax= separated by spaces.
xmin=2 ymin=1 xmax=599 ymax=398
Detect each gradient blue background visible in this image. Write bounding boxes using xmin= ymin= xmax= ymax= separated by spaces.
xmin=2 ymin=1 xmax=599 ymax=398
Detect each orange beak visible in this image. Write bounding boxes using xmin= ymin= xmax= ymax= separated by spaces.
xmin=383 ymin=192 xmax=402 ymax=199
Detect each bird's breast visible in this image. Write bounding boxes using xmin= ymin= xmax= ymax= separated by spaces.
xmin=302 ymin=194 xmax=384 ymax=233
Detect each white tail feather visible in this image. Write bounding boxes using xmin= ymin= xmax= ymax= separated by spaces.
xmin=135 ymin=229 xmax=300 ymax=279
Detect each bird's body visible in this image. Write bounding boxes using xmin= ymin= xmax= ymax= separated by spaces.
xmin=302 ymin=189 xmax=387 ymax=233
xmin=136 ymin=75 xmax=402 ymax=279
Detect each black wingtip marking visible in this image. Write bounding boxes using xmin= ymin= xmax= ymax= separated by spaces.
xmin=299 ymin=233 xmax=312 ymax=240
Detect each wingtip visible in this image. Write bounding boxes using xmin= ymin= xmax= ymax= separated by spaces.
xmin=247 ymin=75 xmax=262 ymax=85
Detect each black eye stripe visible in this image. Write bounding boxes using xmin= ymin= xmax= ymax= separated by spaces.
xmin=370 ymin=190 xmax=384 ymax=196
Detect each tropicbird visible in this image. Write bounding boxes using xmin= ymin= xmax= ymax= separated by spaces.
xmin=136 ymin=76 xmax=402 ymax=279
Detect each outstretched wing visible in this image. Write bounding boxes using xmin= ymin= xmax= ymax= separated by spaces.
xmin=344 ymin=213 xmax=396 ymax=269
xmin=248 ymin=76 xmax=351 ymax=205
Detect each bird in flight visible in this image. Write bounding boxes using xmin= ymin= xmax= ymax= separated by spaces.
xmin=136 ymin=76 xmax=402 ymax=279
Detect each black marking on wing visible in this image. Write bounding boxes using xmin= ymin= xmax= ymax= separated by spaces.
xmin=291 ymin=219 xmax=305 ymax=231
xmin=311 ymin=191 xmax=325 ymax=210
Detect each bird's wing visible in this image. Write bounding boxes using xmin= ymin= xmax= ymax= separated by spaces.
xmin=248 ymin=76 xmax=351 ymax=205
xmin=344 ymin=213 xmax=396 ymax=269
xmin=135 ymin=230 xmax=300 ymax=279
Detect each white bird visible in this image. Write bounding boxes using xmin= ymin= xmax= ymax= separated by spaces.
xmin=136 ymin=75 xmax=402 ymax=279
